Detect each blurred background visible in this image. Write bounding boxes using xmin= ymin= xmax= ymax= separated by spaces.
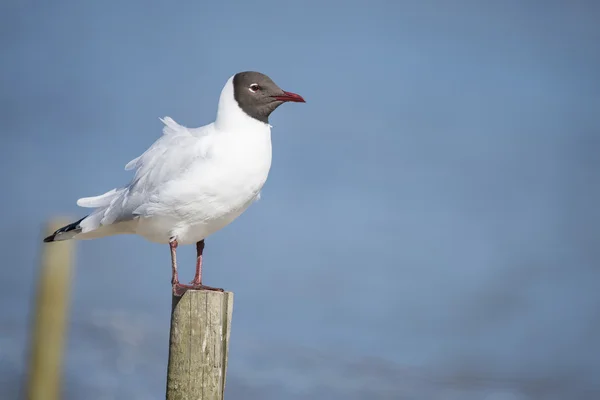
xmin=2 ymin=0 xmax=600 ymax=399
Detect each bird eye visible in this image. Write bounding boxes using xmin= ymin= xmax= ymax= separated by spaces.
xmin=249 ymin=84 xmax=260 ymax=93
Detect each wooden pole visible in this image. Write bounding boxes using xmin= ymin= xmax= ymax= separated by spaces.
xmin=166 ymin=290 xmax=234 ymax=400
xmin=27 ymin=219 xmax=75 ymax=400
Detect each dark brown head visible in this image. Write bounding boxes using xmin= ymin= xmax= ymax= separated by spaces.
xmin=232 ymin=71 xmax=305 ymax=123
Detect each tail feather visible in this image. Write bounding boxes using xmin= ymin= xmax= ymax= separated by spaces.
xmin=45 ymin=187 xmax=134 ymax=243
xmin=43 ymin=217 xmax=86 ymax=243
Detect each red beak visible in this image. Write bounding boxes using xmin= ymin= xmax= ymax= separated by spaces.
xmin=272 ymin=90 xmax=306 ymax=103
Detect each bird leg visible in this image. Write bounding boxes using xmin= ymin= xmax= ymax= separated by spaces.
xmin=170 ymin=238 xmax=224 ymax=297
xmin=170 ymin=237 xmax=191 ymax=297
xmin=191 ymin=240 xmax=204 ymax=285
xmin=188 ymin=240 xmax=224 ymax=292
xmin=170 ymin=237 xmax=180 ymax=285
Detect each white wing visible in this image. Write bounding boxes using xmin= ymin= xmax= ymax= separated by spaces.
xmin=76 ymin=117 xmax=213 ymax=231
xmin=126 ymin=117 xmax=212 ymax=194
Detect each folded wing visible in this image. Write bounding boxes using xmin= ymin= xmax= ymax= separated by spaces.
xmin=75 ymin=117 xmax=212 ymax=234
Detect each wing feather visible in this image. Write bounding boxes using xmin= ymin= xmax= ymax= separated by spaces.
xmin=77 ymin=117 xmax=213 ymax=231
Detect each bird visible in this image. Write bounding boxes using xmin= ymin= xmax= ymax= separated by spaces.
xmin=43 ymin=71 xmax=305 ymax=296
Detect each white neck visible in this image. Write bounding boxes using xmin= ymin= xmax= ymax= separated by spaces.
xmin=214 ymin=76 xmax=271 ymax=133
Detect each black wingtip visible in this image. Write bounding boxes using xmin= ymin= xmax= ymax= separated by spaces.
xmin=43 ymin=235 xmax=55 ymax=243
xmin=42 ymin=216 xmax=87 ymax=243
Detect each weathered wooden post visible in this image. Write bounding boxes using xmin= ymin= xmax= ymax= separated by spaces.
xmin=27 ymin=219 xmax=75 ymax=400
xmin=166 ymin=290 xmax=234 ymax=400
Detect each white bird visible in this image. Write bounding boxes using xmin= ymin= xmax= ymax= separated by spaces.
xmin=44 ymin=71 xmax=305 ymax=296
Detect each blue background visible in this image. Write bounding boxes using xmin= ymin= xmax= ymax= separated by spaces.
xmin=1 ymin=1 xmax=599 ymax=399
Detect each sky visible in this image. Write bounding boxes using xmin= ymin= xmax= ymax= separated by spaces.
xmin=1 ymin=0 xmax=600 ymax=399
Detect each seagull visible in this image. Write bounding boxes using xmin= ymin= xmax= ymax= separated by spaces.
xmin=43 ymin=71 xmax=305 ymax=296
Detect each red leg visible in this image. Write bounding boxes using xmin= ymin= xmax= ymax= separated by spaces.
xmin=170 ymin=238 xmax=191 ymax=296
xmin=171 ymin=239 xmax=224 ymax=297
xmin=191 ymin=240 xmax=204 ymax=285
xmin=170 ymin=238 xmax=179 ymax=285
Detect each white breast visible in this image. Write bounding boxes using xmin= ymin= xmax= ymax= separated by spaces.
xmin=179 ymin=127 xmax=272 ymax=244
xmin=206 ymin=125 xmax=273 ymax=213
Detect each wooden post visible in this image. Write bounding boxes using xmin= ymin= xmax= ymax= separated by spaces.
xmin=27 ymin=219 xmax=75 ymax=400
xmin=166 ymin=290 xmax=234 ymax=400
